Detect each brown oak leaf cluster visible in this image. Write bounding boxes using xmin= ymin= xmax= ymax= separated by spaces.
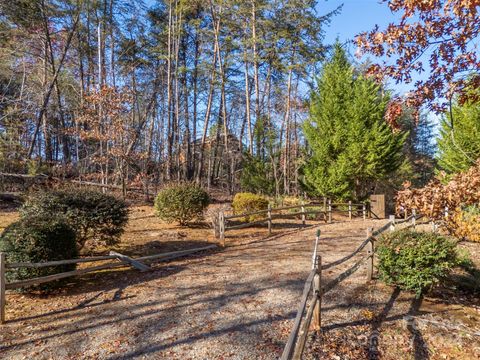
xmin=397 ymin=159 xmax=480 ymax=238
xmin=356 ymin=0 xmax=480 ymax=112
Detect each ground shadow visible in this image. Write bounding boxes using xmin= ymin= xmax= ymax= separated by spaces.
xmin=406 ymin=296 xmax=430 ymax=360
xmin=1 ymin=272 xmax=306 ymax=357
xmin=367 ymin=287 xmax=401 ymax=360
xmin=5 ymin=242 xmax=219 ymax=324
xmin=112 ymin=239 xmax=216 ymax=257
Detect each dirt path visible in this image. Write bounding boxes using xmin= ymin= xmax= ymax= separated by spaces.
xmin=1 ymin=218 xmax=479 ymax=359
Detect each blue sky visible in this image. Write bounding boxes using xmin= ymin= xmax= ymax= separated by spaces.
xmin=320 ymin=0 xmax=397 ymax=44
xmin=318 ymin=0 xmax=416 ymax=95
xmin=317 ymin=0 xmax=441 ymax=130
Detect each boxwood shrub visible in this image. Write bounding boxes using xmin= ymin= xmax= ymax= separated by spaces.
xmin=0 ymin=216 xmax=78 ymax=291
xmin=154 ymin=183 xmax=210 ymax=225
xmin=21 ymin=190 xmax=129 ymax=250
xmin=377 ymin=230 xmax=467 ymax=296
xmin=232 ymin=192 xmax=269 ymax=222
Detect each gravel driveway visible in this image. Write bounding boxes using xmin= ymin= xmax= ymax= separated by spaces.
xmin=0 ymin=218 xmax=408 ymax=360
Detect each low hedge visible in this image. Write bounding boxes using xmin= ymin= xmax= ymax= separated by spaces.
xmin=21 ymin=190 xmax=129 ymax=250
xmin=232 ymin=192 xmax=269 ymax=222
xmin=0 ymin=217 xmax=78 ymax=291
xmin=154 ymin=183 xmax=210 ymax=225
xmin=377 ymin=230 xmax=468 ymax=296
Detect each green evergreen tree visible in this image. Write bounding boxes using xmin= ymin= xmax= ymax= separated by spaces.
xmin=240 ymin=115 xmax=278 ymax=195
xmin=240 ymin=153 xmax=275 ymax=195
xmin=302 ymin=43 xmax=406 ymax=200
xmin=437 ymin=96 xmax=480 ymax=174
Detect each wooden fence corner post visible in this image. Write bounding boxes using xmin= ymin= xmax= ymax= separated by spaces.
xmin=0 ymin=252 xmax=6 ymax=324
xmin=219 ymin=211 xmax=225 ymax=247
xmin=389 ymin=215 xmax=396 ymax=232
xmin=348 ymin=200 xmax=352 ymax=220
xmin=313 ymin=255 xmax=322 ymax=332
xmin=328 ymin=199 xmax=332 ymax=223
xmin=267 ymin=204 xmax=272 ymax=235
xmin=362 ymin=203 xmax=366 ymax=221
xmin=213 ymin=216 xmax=219 ymax=239
xmin=323 ymin=197 xmax=327 ymax=223
xmin=412 ymin=209 xmax=416 ymax=230
xmin=366 ymin=227 xmax=374 ymax=282
xmin=301 ymin=201 xmax=306 ymax=226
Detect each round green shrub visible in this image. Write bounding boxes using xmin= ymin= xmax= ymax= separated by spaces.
xmin=154 ymin=183 xmax=210 ymax=225
xmin=232 ymin=192 xmax=269 ymax=222
xmin=20 ymin=190 xmax=129 ymax=250
xmin=377 ymin=230 xmax=465 ymax=296
xmin=0 ymin=217 xmax=78 ymax=291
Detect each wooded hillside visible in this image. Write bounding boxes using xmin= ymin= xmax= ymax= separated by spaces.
xmin=0 ymin=0 xmax=341 ymax=195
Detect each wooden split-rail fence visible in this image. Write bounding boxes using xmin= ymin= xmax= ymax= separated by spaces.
xmin=281 ymin=213 xmax=421 ymax=360
xmin=0 ymin=245 xmax=217 ymax=324
xmin=215 ymin=200 xmax=369 ymax=246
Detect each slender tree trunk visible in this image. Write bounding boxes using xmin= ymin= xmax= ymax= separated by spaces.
xmin=283 ymin=67 xmax=293 ymax=194
xmin=43 ymin=16 xmax=70 ymax=164
xmin=173 ymin=8 xmax=182 ymax=180
xmin=196 ymin=27 xmax=218 ymax=184
xmin=181 ymin=34 xmax=192 ymax=179
xmin=109 ymin=0 xmax=116 ymax=87
xmin=210 ymin=1 xmax=231 ymax=191
xmin=192 ymin=28 xmax=200 ymax=177
xmin=41 ymin=37 xmax=53 ymax=163
xmin=243 ymin=38 xmax=253 ymax=154
xmin=251 ymin=0 xmax=261 ymax=154
xmin=27 ymin=9 xmax=79 ymax=159
xmin=166 ymin=0 xmax=173 ymax=180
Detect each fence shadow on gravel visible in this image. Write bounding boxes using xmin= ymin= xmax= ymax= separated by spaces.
xmin=281 ymin=213 xmax=421 ymax=360
xmin=0 ymin=244 xmax=218 ymax=324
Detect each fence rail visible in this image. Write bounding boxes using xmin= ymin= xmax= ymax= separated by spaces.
xmin=282 ymin=231 xmax=322 ymax=360
xmin=215 ymin=200 xmax=369 ymax=246
xmin=0 ymin=245 xmax=216 ymax=324
xmin=281 ymin=213 xmax=420 ymax=360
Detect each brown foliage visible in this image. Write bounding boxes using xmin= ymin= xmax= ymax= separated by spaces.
xmin=397 ymin=160 xmax=480 ymax=236
xmin=356 ymin=0 xmax=480 ymax=111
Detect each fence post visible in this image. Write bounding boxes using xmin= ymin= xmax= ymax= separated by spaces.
xmin=412 ymin=209 xmax=416 ymax=230
xmin=328 ymin=199 xmax=332 ymax=223
xmin=445 ymin=206 xmax=449 ymax=219
xmin=362 ymin=203 xmax=366 ymax=221
xmin=219 ymin=211 xmax=225 ymax=247
xmin=404 ymin=208 xmax=408 ymax=220
xmin=301 ymin=201 xmax=306 ymax=226
xmin=323 ymin=197 xmax=327 ymax=223
xmin=431 ymin=221 xmax=437 ymax=233
xmin=366 ymin=228 xmax=374 ymax=282
xmin=267 ymin=204 xmax=272 ymax=235
xmin=389 ymin=215 xmax=396 ymax=232
xmin=213 ymin=216 xmax=220 ymax=239
xmin=348 ymin=200 xmax=352 ymax=220
xmin=0 ymin=252 xmax=5 ymax=324
xmin=313 ymin=255 xmax=322 ymax=331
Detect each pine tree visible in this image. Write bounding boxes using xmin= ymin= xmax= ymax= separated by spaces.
xmin=437 ymin=96 xmax=480 ymax=174
xmin=411 ymin=113 xmax=436 ymax=186
xmin=302 ymin=43 xmax=406 ymax=200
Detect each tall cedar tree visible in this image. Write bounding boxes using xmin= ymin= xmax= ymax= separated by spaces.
xmin=437 ymin=93 xmax=480 ymax=174
xmin=303 ymin=44 xmax=406 ymax=200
